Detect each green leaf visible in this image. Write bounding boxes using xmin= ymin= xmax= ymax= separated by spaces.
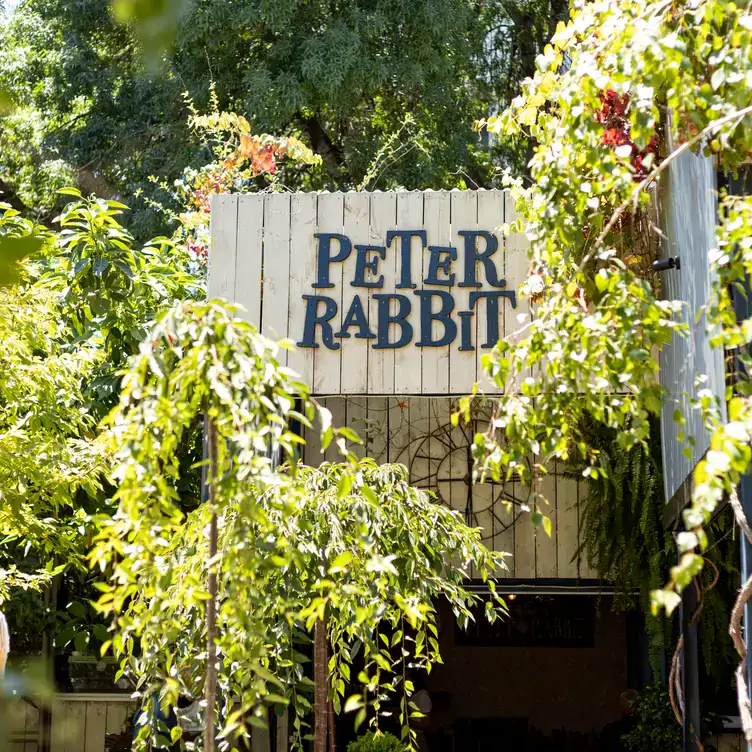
xmin=0 ymin=235 xmax=43 ymax=287
xmin=344 ymin=695 xmax=363 ymax=714
xmin=74 ymin=632 xmax=90 ymax=653
xmin=67 ymin=600 xmax=89 ymax=620
xmin=328 ymin=551 xmax=353 ymax=574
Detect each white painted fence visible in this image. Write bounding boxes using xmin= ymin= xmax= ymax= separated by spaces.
xmin=8 ymin=694 xmax=135 ymax=752
xmin=304 ymin=395 xmax=598 ymax=581
xmin=209 ymin=189 xmax=527 ymax=396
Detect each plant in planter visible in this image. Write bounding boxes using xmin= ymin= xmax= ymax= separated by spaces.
xmin=347 ymin=731 xmax=405 ymax=752
xmin=622 ymin=685 xmax=723 ymax=752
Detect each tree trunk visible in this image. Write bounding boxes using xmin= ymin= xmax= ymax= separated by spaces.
xmin=314 ymin=617 xmax=328 ymax=752
xmin=327 ymin=699 xmax=337 ymax=752
xmin=204 ymin=420 xmax=219 ymax=752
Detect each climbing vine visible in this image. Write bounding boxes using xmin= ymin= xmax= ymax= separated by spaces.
xmin=570 ymin=420 xmax=673 ymax=672
xmin=464 ymin=0 xmax=752 ymax=733
xmin=573 ymin=419 xmax=736 ymax=682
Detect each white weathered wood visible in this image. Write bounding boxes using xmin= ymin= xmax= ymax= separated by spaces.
xmin=341 ymin=192 xmax=371 ymax=394
xmin=313 ymin=193 xmax=345 ymax=394
xmin=261 ymin=193 xmax=292 ymax=364
xmin=84 ymin=701 xmax=106 ymax=752
xmin=60 ymin=699 xmax=87 ymax=752
xmin=421 ymin=192 xmax=451 ymax=395
xmin=535 ymin=468 xmax=558 ymax=578
xmin=105 ymin=700 xmax=130 ymax=734
xmin=208 ymin=194 xmax=239 ymax=300
xmin=476 ymin=190 xmax=506 ymax=392
xmin=344 ymin=397 xmax=368 ymax=459
xmin=493 ymin=490 xmax=515 ymax=579
xmin=287 ymin=192 xmax=318 ymax=386
xmin=472 ymin=479 xmax=495 ymax=579
xmin=235 ymin=193 xmax=265 ymax=328
xmin=503 ymin=191 xmax=531 ymax=391
xmin=409 ymin=397 xmax=433 ymax=499
xmin=323 ymin=397 xmax=347 ymax=464
xmin=367 ymin=192 xmax=397 ymax=395
xmin=305 ymin=398 xmax=325 ymax=466
xmin=209 ymin=189 xmax=525 ymax=397
xmin=514 ymin=480 xmax=537 ymax=579
xmin=556 ymin=464 xmax=580 ymax=579
xmin=449 ymin=191 xmax=478 ymax=393
xmin=388 ymin=396 xmax=410 ymax=468
xmin=393 ymin=192 xmax=424 ymax=394
xmin=367 ymin=397 xmax=390 ymax=464
xmin=578 ymin=479 xmax=599 ymax=579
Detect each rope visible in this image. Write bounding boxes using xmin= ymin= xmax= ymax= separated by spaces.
xmin=667 ymin=560 xmax=719 ymax=750
xmin=729 ymin=486 xmax=752 ymax=743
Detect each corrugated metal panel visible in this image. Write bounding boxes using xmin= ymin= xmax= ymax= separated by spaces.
xmin=658 ymin=146 xmax=725 ymax=506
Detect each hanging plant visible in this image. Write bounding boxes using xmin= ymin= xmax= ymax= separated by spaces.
xmin=571 ymin=416 xmax=736 ymax=680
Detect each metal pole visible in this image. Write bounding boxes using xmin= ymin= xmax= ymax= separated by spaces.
xmin=729 ymin=165 xmax=752 ymax=752
xmin=681 ymin=578 xmax=702 ymax=750
xmin=740 ymin=476 xmax=752 ymax=725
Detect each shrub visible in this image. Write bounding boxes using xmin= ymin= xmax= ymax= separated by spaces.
xmin=347 ymin=731 xmax=406 ymax=752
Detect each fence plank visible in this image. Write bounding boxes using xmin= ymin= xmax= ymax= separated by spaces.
xmin=535 ymin=469 xmax=558 ymax=578
xmin=313 ymin=193 xmax=345 ymax=394
xmin=344 ymin=397 xmax=367 ymax=459
xmin=449 ymin=190 xmax=477 ymax=393
xmin=287 ymin=192 xmax=318 ymax=387
xmin=84 ymin=702 xmax=106 ymax=752
xmin=367 ymin=192 xmax=397 ymax=395
xmin=340 ymin=192 xmax=371 ymax=394
xmin=393 ymin=192 xmax=424 ymax=395
xmin=514 ymin=485 xmax=537 ymax=580
xmin=235 ymin=193 xmax=264 ymax=328
xmin=261 ymin=193 xmax=292 ymax=363
xmin=323 ymin=397 xmax=347 ymax=464
xmin=208 ymin=194 xmax=239 ymax=301
xmin=476 ymin=190 xmax=506 ymax=392
xmin=61 ymin=700 xmax=87 ymax=752
xmin=305 ymin=398 xmax=325 ymax=467
xmin=105 ymin=701 xmax=130 ymax=735
xmin=556 ymin=465 xmax=580 ymax=579
xmin=578 ymin=479 xmax=599 ymax=579
xmin=503 ymin=192 xmax=530 ymax=391
xmin=421 ymin=192 xmax=451 ymax=395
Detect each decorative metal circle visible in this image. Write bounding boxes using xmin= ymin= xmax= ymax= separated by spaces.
xmin=405 ymin=407 xmax=530 ymax=544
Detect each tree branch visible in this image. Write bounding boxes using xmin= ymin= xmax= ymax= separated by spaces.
xmin=204 ymin=419 xmax=219 ymax=752
xmin=301 ymin=115 xmax=345 ymax=168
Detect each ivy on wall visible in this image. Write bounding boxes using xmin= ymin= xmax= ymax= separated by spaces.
xmin=572 ymin=417 xmax=737 ymax=682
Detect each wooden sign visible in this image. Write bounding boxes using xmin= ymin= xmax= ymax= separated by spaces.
xmin=209 ymin=189 xmax=529 ymax=396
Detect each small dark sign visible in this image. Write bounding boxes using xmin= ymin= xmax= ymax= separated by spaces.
xmin=455 ymin=595 xmax=595 ymax=648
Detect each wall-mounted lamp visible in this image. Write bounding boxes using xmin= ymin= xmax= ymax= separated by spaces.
xmin=652 ymin=256 xmax=681 ymax=272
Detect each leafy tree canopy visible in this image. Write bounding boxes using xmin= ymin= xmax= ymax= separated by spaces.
xmin=469 ymin=0 xmax=752 ymax=733
xmin=91 ymin=301 xmax=505 ymax=749
xmin=0 ymin=0 xmax=567 ymax=237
